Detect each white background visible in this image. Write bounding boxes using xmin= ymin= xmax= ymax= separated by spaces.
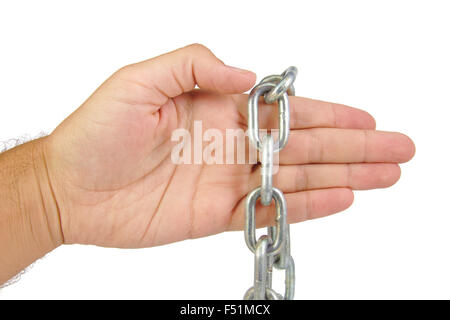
xmin=0 ymin=0 xmax=448 ymax=299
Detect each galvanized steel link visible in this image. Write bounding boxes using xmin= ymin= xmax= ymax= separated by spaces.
xmin=261 ymin=66 xmax=297 ymax=104
xmin=253 ymin=235 xmax=270 ymax=300
xmin=247 ymin=81 xmax=290 ymax=152
xmin=244 ymin=187 xmax=287 ymax=256
xmin=244 ymin=287 xmax=283 ymax=300
xmin=260 ymin=134 xmax=274 ymax=206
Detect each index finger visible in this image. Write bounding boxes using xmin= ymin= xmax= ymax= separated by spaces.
xmin=234 ymin=95 xmax=376 ymax=130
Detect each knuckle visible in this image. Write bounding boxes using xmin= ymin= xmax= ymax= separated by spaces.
xmin=114 ymin=64 xmax=136 ymax=80
xmin=186 ymin=42 xmax=210 ymax=52
xmin=182 ymin=43 xmax=214 ymax=58
xmin=295 ymin=166 xmax=308 ymax=191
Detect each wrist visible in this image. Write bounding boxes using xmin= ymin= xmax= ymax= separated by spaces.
xmin=0 ymin=137 xmax=63 ymax=283
xmin=29 ymin=137 xmax=64 ymax=248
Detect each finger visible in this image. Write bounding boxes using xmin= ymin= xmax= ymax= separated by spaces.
xmin=115 ymin=43 xmax=256 ymax=106
xmin=249 ymin=163 xmax=401 ymax=192
xmin=280 ymin=129 xmax=415 ymax=164
xmin=228 ymin=188 xmax=354 ymax=230
xmin=234 ymin=95 xmax=376 ymax=130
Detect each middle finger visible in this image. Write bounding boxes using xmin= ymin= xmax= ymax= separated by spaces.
xmin=278 ymin=128 xmax=415 ymax=164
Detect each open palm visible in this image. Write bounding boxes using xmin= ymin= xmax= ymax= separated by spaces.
xmin=44 ymin=44 xmax=415 ymax=248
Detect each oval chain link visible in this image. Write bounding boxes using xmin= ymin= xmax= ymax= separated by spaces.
xmin=260 ymin=66 xmax=297 ymax=104
xmin=244 ymin=187 xmax=286 ymax=256
xmin=248 ymin=81 xmax=289 ymax=152
xmin=244 ymin=66 xmax=297 ymax=300
xmin=260 ymin=134 xmax=274 ymax=206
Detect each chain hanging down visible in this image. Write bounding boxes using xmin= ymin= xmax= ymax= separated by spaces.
xmin=244 ymin=67 xmax=297 ymax=300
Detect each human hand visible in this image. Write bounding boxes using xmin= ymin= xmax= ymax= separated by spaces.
xmin=42 ymin=44 xmax=415 ymax=248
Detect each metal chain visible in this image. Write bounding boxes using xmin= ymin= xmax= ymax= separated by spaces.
xmin=244 ymin=67 xmax=297 ymax=300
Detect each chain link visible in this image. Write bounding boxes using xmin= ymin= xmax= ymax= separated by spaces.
xmin=248 ymin=81 xmax=290 ymax=152
xmin=245 ymin=187 xmax=287 ymax=255
xmin=244 ymin=66 xmax=297 ymax=300
xmin=260 ymin=134 xmax=274 ymax=206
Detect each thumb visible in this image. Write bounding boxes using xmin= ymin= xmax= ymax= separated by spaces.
xmin=115 ymin=43 xmax=256 ymax=104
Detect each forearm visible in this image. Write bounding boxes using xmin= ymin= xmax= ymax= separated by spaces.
xmin=0 ymin=137 xmax=63 ymax=285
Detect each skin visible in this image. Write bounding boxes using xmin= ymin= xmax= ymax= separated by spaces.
xmin=0 ymin=44 xmax=415 ymax=285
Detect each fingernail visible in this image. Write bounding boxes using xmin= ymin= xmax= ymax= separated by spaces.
xmin=225 ymin=64 xmax=253 ymax=74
